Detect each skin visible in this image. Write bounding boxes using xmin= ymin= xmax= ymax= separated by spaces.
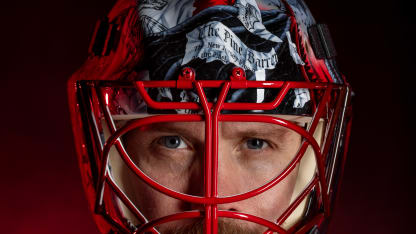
xmin=120 ymin=121 xmax=302 ymax=233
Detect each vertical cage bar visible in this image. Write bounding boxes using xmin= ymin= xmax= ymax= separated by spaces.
xmin=195 ymin=82 xmax=213 ymax=234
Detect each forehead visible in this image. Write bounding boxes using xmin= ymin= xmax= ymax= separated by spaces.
xmin=146 ymin=121 xmax=288 ymax=131
xmin=132 ymin=119 xmax=303 ymax=138
xmin=117 ymin=114 xmax=310 ymax=132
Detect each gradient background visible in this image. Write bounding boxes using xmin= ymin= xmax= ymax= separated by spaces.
xmin=1 ymin=0 xmax=414 ymax=233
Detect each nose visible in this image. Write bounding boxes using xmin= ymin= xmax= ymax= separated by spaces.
xmin=189 ymin=144 xmax=245 ymax=212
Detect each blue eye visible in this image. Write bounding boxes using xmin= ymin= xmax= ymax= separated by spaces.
xmin=246 ymin=138 xmax=267 ymax=150
xmin=160 ymin=136 xmax=187 ymax=149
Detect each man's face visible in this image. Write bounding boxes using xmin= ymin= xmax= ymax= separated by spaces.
xmin=120 ymin=121 xmax=302 ymax=233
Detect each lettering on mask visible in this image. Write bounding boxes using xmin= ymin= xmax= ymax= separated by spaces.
xmin=182 ymin=21 xmax=279 ymax=72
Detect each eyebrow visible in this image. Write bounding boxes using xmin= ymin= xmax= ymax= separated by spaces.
xmin=220 ymin=123 xmax=297 ymax=140
xmin=136 ymin=122 xmax=299 ymax=141
xmin=140 ymin=123 xmax=205 ymax=142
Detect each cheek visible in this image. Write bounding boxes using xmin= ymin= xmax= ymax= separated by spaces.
xmin=255 ymin=165 xmax=300 ymax=221
xmin=122 ymin=157 xmax=203 ymax=219
xmin=136 ymin=153 xmax=203 ymax=195
xmin=122 ymin=167 xmax=187 ymax=220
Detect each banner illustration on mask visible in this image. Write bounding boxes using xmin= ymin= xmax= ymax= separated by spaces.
xmin=235 ymin=0 xmax=282 ymax=43
xmin=182 ymin=21 xmax=280 ymax=72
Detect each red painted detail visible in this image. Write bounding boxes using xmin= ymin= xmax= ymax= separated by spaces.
xmin=230 ymin=67 xmax=246 ymax=81
xmin=193 ymin=0 xmax=236 ymax=15
xmin=281 ymin=0 xmax=334 ymax=83
xmin=177 ymin=67 xmax=196 ymax=89
xmin=194 ymin=82 xmax=214 ymax=234
xmin=229 ymin=67 xmax=247 ymax=88
xmin=179 ymin=67 xmax=196 ymax=81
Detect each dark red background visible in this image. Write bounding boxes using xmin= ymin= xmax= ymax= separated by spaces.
xmin=1 ymin=0 xmax=414 ymax=233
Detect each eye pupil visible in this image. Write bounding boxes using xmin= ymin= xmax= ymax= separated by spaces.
xmin=247 ymin=138 xmax=264 ymax=149
xmin=164 ymin=136 xmax=181 ymax=148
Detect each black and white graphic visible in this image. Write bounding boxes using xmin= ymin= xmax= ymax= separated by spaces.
xmin=238 ymin=2 xmax=260 ymax=30
xmin=286 ymin=31 xmax=305 ymax=65
xmin=182 ymin=21 xmax=279 ymax=72
xmin=139 ymin=15 xmax=168 ymax=34
xmin=139 ymin=0 xmax=168 ymax=10
xmin=138 ymin=0 xmax=196 ymax=35
xmin=135 ymin=0 xmax=312 ymax=113
xmin=257 ymin=0 xmax=286 ymax=11
xmin=235 ymin=0 xmax=282 ymax=43
xmin=293 ymin=88 xmax=310 ymax=108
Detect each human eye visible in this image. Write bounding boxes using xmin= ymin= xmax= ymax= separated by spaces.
xmin=245 ymin=138 xmax=270 ymax=150
xmin=157 ymin=136 xmax=188 ymax=149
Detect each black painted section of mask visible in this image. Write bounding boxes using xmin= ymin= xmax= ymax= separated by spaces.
xmin=308 ymin=24 xmax=337 ymax=60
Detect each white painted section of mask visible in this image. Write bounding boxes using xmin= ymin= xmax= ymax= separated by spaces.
xmin=235 ymin=0 xmax=282 ymax=43
xmin=286 ymin=31 xmax=305 ymax=65
xmin=293 ymin=88 xmax=310 ymax=108
xmin=255 ymin=69 xmax=266 ymax=103
xmin=138 ymin=0 xmax=196 ymax=35
xmin=182 ymin=21 xmax=279 ymax=72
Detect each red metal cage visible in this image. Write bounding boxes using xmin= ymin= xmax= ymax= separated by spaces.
xmin=68 ymin=75 xmax=352 ymax=233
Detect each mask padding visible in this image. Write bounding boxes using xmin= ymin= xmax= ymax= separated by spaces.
xmin=282 ymin=120 xmax=324 ymax=229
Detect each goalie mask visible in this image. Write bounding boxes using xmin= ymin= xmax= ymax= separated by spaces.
xmin=68 ymin=0 xmax=353 ymax=233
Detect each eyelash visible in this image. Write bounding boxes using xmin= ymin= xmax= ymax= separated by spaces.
xmin=242 ymin=137 xmax=275 ymax=151
xmin=156 ymin=136 xmax=188 ymax=149
xmin=154 ymin=136 xmax=275 ymax=152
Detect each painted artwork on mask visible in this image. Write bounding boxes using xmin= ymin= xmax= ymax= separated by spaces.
xmin=132 ymin=0 xmax=313 ymax=115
